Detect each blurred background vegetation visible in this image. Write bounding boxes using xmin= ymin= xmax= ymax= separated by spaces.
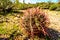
xmin=0 ymin=0 xmax=60 ymax=12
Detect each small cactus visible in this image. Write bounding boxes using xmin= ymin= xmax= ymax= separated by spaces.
xmin=19 ymin=7 xmax=50 ymax=40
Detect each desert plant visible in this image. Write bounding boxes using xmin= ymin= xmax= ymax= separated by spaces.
xmin=56 ymin=4 xmax=60 ymax=11
xmin=49 ymin=4 xmax=57 ymax=10
xmin=19 ymin=7 xmax=50 ymax=40
xmin=56 ymin=8 xmax=60 ymax=11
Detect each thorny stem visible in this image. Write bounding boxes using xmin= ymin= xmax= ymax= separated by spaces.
xmin=29 ymin=10 xmax=34 ymax=40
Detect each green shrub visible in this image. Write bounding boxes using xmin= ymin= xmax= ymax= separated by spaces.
xmin=42 ymin=4 xmax=50 ymax=9
xmin=49 ymin=4 xmax=57 ymax=10
xmin=56 ymin=8 xmax=60 ymax=11
xmin=56 ymin=4 xmax=60 ymax=11
xmin=37 ymin=2 xmax=50 ymax=9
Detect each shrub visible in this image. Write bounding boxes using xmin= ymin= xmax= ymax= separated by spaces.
xmin=56 ymin=8 xmax=60 ymax=11
xmin=42 ymin=4 xmax=50 ymax=9
xmin=56 ymin=4 xmax=60 ymax=11
xmin=49 ymin=4 xmax=57 ymax=10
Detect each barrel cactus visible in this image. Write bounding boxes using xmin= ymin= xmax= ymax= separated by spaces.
xmin=19 ymin=7 xmax=50 ymax=40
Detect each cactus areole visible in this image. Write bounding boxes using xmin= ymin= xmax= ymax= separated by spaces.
xmin=20 ymin=7 xmax=50 ymax=40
